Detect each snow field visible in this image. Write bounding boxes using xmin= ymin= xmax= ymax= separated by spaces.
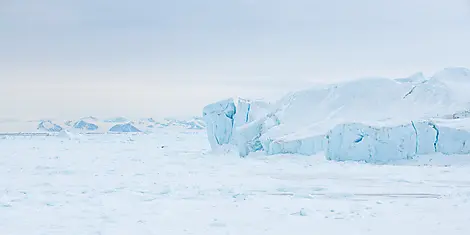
xmin=1 ymin=131 xmax=470 ymax=234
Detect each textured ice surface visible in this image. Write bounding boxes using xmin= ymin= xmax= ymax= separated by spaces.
xmin=1 ymin=130 xmax=470 ymax=234
xmin=109 ymin=123 xmax=141 ymax=132
xmin=202 ymin=99 xmax=236 ymax=150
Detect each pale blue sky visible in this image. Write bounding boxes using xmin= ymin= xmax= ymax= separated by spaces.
xmin=1 ymin=0 xmax=470 ymax=118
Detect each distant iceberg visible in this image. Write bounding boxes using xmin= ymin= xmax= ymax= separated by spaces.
xmin=37 ymin=120 xmax=63 ymax=132
xmin=73 ymin=120 xmax=98 ymax=131
xmin=164 ymin=117 xmax=206 ymax=130
xmin=109 ymin=123 xmax=141 ymax=133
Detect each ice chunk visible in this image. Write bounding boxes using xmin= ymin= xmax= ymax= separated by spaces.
xmin=203 ymin=99 xmax=236 ymax=150
xmin=109 ymin=123 xmax=141 ymax=133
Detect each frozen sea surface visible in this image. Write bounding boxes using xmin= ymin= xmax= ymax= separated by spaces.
xmin=1 ymin=130 xmax=470 ymax=234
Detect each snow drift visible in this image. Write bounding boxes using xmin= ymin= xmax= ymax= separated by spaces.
xmin=203 ymin=67 xmax=470 ymax=162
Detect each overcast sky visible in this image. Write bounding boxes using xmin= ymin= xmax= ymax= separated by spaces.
xmin=1 ymin=0 xmax=470 ymax=119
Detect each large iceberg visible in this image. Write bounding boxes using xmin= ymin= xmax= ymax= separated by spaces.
xmin=203 ymin=67 xmax=470 ymax=162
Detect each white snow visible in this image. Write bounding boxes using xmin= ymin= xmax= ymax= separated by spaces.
xmin=1 ymin=131 xmax=470 ymax=234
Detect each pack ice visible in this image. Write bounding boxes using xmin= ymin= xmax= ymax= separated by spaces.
xmin=203 ymin=67 xmax=470 ymax=162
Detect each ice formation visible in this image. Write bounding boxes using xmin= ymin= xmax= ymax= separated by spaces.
xmin=108 ymin=123 xmax=141 ymax=133
xmin=203 ymin=67 xmax=470 ymax=162
xmin=202 ymin=99 xmax=236 ymax=150
xmin=73 ymin=120 xmax=99 ymax=131
xmin=37 ymin=120 xmax=63 ymax=132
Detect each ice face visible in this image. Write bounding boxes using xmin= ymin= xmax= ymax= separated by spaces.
xmin=202 ymin=99 xmax=236 ymax=150
xmin=325 ymin=120 xmax=470 ymax=163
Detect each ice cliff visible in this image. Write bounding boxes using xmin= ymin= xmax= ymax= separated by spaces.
xmin=203 ymin=67 xmax=470 ymax=162
xmin=202 ymin=99 xmax=236 ymax=150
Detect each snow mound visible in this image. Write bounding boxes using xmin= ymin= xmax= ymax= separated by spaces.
xmin=204 ymin=67 xmax=470 ymax=162
xmin=108 ymin=123 xmax=141 ymax=133
xmin=37 ymin=120 xmax=63 ymax=132
xmin=73 ymin=120 xmax=99 ymax=131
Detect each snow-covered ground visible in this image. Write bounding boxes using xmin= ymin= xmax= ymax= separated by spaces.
xmin=1 ymin=130 xmax=470 ymax=234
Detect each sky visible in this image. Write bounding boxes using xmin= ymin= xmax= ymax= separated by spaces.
xmin=1 ymin=0 xmax=470 ymax=119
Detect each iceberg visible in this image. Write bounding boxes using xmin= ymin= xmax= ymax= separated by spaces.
xmin=37 ymin=120 xmax=63 ymax=132
xmin=73 ymin=120 xmax=99 ymax=131
xmin=109 ymin=123 xmax=141 ymax=133
xmin=203 ymin=67 xmax=470 ymax=162
xmin=202 ymin=98 xmax=236 ymax=150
